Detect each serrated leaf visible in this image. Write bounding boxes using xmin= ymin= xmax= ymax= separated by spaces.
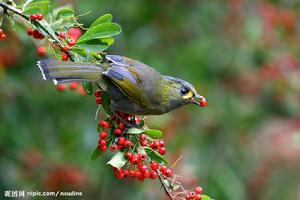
xmin=77 ymin=23 xmax=121 ymax=44
xmin=106 ymin=152 xmax=126 ymax=168
xmin=143 ymin=129 xmax=163 ymax=138
xmin=83 ymin=82 xmax=93 ymax=95
xmin=144 ymin=147 xmax=168 ymax=164
xmin=55 ymin=8 xmax=74 ymax=20
xmin=90 ymin=147 xmax=102 ymax=161
xmin=90 ymin=14 xmax=113 ymax=28
xmin=127 ymin=128 xmax=143 ymax=134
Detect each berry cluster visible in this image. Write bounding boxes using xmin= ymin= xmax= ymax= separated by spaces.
xmin=94 ymin=89 xmax=173 ymax=181
xmin=0 ymin=29 xmax=6 ymax=40
xmin=56 ymin=82 xmax=80 ymax=91
xmin=185 ymin=187 xmax=203 ymax=200
xmin=29 ymin=14 xmax=44 ymax=21
xmin=27 ymin=28 xmax=45 ymax=39
xmin=59 ymin=30 xmax=77 ymax=61
xmin=93 ymin=88 xmax=206 ymax=199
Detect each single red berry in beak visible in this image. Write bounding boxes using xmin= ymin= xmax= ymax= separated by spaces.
xmin=199 ymin=98 xmax=207 ymax=107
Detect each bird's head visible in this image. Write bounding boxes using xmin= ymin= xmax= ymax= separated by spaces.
xmin=163 ymin=76 xmax=207 ymax=110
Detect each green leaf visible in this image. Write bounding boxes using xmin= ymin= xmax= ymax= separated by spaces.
xmin=106 ymin=152 xmax=126 ymax=168
xmin=74 ymin=40 xmax=109 ymax=53
xmin=101 ymin=37 xmax=115 ymax=45
xmin=143 ymin=129 xmax=163 ymax=138
xmin=55 ymin=8 xmax=74 ymax=20
xmin=144 ymin=147 xmax=168 ymax=164
xmin=201 ymin=195 xmax=213 ymax=200
xmin=102 ymin=91 xmax=112 ymax=115
xmin=23 ymin=0 xmax=50 ymax=15
xmin=83 ymin=82 xmax=93 ymax=95
xmin=127 ymin=128 xmax=143 ymax=134
xmin=77 ymin=23 xmax=121 ymax=44
xmin=90 ymin=14 xmax=113 ymax=28
xmin=90 ymin=147 xmax=102 ymax=161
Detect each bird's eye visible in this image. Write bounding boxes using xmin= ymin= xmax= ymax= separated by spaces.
xmin=180 ymin=87 xmax=189 ymax=95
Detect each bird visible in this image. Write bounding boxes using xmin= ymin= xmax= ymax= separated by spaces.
xmin=37 ymin=55 xmax=206 ymax=115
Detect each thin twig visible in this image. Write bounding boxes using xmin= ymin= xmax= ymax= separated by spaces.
xmin=157 ymin=172 xmax=175 ymax=200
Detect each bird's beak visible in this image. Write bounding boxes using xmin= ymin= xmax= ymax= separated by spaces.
xmin=191 ymin=94 xmax=207 ymax=107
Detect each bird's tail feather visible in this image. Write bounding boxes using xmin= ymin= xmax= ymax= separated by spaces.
xmin=37 ymin=59 xmax=106 ymax=84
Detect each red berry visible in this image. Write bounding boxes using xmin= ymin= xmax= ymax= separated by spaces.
xmin=99 ymin=120 xmax=109 ymax=129
xmin=68 ymin=38 xmax=76 ymax=46
xmin=189 ymin=192 xmax=196 ymax=198
xmin=36 ymin=14 xmax=43 ymax=21
xmin=69 ymin=82 xmax=79 ymax=90
xmin=27 ymin=28 xmax=33 ymax=35
xmin=30 ymin=14 xmax=37 ymax=21
xmin=0 ymin=33 xmax=6 ymax=40
xmin=141 ymin=141 xmax=148 ymax=146
xmin=140 ymin=134 xmax=147 ymax=141
xmin=195 ymin=186 xmax=203 ymax=194
xmin=165 ymin=169 xmax=173 ymax=177
xmin=160 ymin=165 xmax=167 ymax=174
xmin=135 ymin=171 xmax=142 ymax=179
xmin=151 ymin=161 xmax=158 ymax=171
xmin=117 ymin=137 xmax=125 ymax=146
xmin=118 ymin=122 xmax=125 ymax=130
xmin=0 ymin=29 xmax=3 ymax=35
xmin=130 ymin=154 xmax=139 ymax=164
xmin=159 ymin=140 xmax=165 ymax=147
xmin=195 ymin=194 xmax=202 ymax=200
xmin=94 ymin=90 xmax=102 ymax=97
xmin=150 ymin=141 xmax=159 ymax=150
xmin=139 ymin=165 xmax=148 ymax=173
xmin=185 ymin=194 xmax=191 ymax=200
xmin=124 ymin=140 xmax=132 ymax=148
xmin=150 ymin=171 xmax=158 ymax=179
xmin=138 ymin=153 xmax=147 ymax=161
xmin=62 ymin=46 xmax=69 ymax=52
xmin=159 ymin=147 xmax=166 ymax=155
xmin=59 ymin=32 xmax=66 ymax=38
xmin=62 ymin=53 xmax=68 ymax=61
xmin=123 ymin=170 xmax=130 ymax=177
xmin=130 ymin=170 xmax=136 ymax=177
xmin=110 ymin=144 xmax=117 ymax=152
xmin=99 ymin=145 xmax=107 ymax=152
xmin=125 ymin=152 xmax=133 ymax=159
xmin=56 ymin=84 xmax=66 ymax=91
xmin=98 ymin=139 xmax=106 ymax=147
xmin=99 ymin=132 xmax=108 ymax=139
xmin=96 ymin=98 xmax=102 ymax=105
xmin=200 ymin=98 xmax=207 ymax=107
xmin=37 ymin=46 xmax=47 ymax=57
xmin=143 ymin=170 xmax=150 ymax=178
xmin=33 ymin=30 xmax=40 ymax=39
xmin=114 ymin=128 xmax=122 ymax=136
xmin=38 ymin=33 xmax=45 ymax=39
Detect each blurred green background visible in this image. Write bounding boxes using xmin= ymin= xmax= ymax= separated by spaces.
xmin=1 ymin=0 xmax=300 ymax=199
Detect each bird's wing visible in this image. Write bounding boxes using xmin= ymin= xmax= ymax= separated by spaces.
xmin=103 ymin=64 xmax=146 ymax=107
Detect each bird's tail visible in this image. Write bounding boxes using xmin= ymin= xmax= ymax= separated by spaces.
xmin=37 ymin=59 xmax=108 ymax=84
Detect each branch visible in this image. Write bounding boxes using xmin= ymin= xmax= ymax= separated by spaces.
xmin=157 ymin=172 xmax=175 ymax=200
xmin=0 ymin=1 xmax=74 ymax=61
